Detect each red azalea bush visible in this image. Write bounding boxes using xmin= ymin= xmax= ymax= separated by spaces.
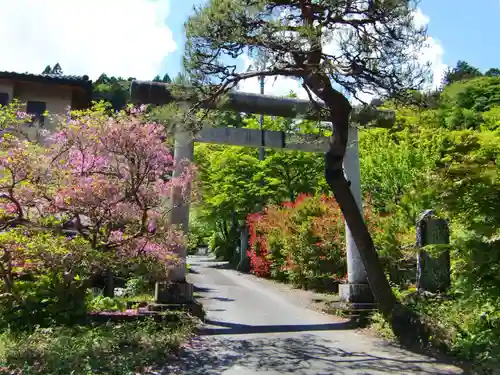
xmin=0 ymin=102 xmax=193 ymax=329
xmin=247 ymin=193 xmax=395 ymax=290
xmin=247 ymin=212 xmax=271 ymax=278
xmin=247 ymin=194 xmax=346 ymax=290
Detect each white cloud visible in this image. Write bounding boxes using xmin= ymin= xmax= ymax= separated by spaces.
xmin=0 ymin=0 xmax=176 ymax=80
xmin=413 ymin=8 xmax=447 ymax=91
xmin=413 ymin=7 xmax=430 ymax=29
xmin=238 ymin=8 xmax=447 ymax=102
xmin=421 ymin=37 xmax=447 ymax=90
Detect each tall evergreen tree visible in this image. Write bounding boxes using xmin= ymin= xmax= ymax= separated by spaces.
xmin=162 ymin=73 xmax=172 ymax=83
xmin=51 ymin=63 xmax=63 ymax=75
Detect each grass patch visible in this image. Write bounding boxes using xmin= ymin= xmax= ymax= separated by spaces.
xmin=370 ymin=311 xmax=398 ymax=341
xmin=368 ymin=289 xmax=500 ymax=374
xmin=0 ymin=313 xmax=196 ymax=375
xmin=119 ymin=293 xmax=155 ymax=304
xmin=87 ymin=291 xmax=156 ymax=313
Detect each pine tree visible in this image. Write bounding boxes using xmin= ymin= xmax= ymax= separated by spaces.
xmin=161 ymin=73 xmax=172 ymax=83
xmin=51 ymin=63 xmax=63 ymax=75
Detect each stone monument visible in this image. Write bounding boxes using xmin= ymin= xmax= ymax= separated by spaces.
xmin=416 ymin=209 xmax=451 ymax=293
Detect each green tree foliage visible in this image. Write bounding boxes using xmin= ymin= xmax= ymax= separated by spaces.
xmin=262 ymin=151 xmax=325 ymax=202
xmin=442 ymin=60 xmax=482 ymax=87
xmin=441 ymin=76 xmax=500 ymax=112
xmin=438 ymin=76 xmax=500 ymax=130
xmin=359 ymin=127 xmax=441 ymax=219
xmin=186 ymin=210 xmax=212 ymax=254
xmin=357 ymin=98 xmax=500 ymax=368
xmin=92 ymin=73 xmax=135 ymax=110
xmin=485 ymin=68 xmax=500 ymax=77
xmin=400 ymin=89 xmax=441 ymax=109
xmin=481 ymin=106 xmax=500 ymax=130
xmin=195 ymin=143 xmax=263 ymax=224
xmin=193 ymin=114 xmax=328 ymax=261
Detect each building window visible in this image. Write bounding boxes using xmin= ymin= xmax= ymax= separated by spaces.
xmin=26 ymin=101 xmax=46 ymax=126
xmin=0 ymin=93 xmax=8 ymax=107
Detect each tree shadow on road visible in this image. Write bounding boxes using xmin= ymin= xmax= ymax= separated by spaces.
xmin=162 ymin=330 xmax=464 ymax=375
xmin=206 ymin=262 xmax=234 ymax=270
xmin=193 ymin=286 xmax=214 ymax=293
xmin=207 ymin=296 xmax=235 ymax=302
xmin=182 ymin=256 xmax=466 ymax=374
xmin=199 ymin=318 xmax=357 ymax=335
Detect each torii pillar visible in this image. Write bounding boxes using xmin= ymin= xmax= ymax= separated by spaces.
xmin=130 ymin=81 xmax=395 ymax=305
xmin=168 ymin=128 xmax=194 ymax=281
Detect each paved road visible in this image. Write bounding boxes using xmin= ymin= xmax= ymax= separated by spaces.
xmin=164 ymin=255 xmax=464 ymax=375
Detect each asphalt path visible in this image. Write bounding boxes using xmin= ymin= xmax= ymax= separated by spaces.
xmin=164 ymin=255 xmax=464 ymax=375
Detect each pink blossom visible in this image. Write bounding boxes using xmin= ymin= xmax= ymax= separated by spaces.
xmin=6 ymin=204 xmax=17 ymax=213
xmin=16 ymin=111 xmax=32 ymax=120
xmin=0 ymin=105 xmax=193 ymax=278
xmin=109 ymin=230 xmax=123 ymax=242
xmin=147 ymin=220 xmax=156 ymax=233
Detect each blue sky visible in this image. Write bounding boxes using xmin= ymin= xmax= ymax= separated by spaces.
xmin=158 ymin=0 xmax=205 ymax=79
xmin=419 ymin=0 xmax=500 ymax=72
xmin=1 ymin=0 xmax=497 ymax=95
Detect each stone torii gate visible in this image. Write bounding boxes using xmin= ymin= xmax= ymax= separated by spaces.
xmin=130 ymin=81 xmax=395 ymax=305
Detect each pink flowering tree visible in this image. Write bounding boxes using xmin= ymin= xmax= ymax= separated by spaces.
xmin=0 ymin=101 xmax=193 ymax=302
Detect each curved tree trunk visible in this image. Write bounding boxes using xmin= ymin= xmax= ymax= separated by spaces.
xmin=304 ymin=74 xmax=398 ymax=318
xmin=325 ymin=158 xmax=398 ymax=314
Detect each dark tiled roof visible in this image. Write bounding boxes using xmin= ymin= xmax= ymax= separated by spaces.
xmin=0 ymin=71 xmax=93 ymax=92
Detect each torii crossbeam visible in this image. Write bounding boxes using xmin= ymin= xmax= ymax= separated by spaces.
xmin=130 ymin=80 xmax=395 ymax=305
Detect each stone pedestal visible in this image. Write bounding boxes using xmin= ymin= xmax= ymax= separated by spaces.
xmin=150 ymin=282 xmax=204 ymax=320
xmin=341 ymin=126 xmax=374 ymax=305
xmin=339 ymin=283 xmax=374 ymax=306
xmin=155 ymin=281 xmax=194 ymax=304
